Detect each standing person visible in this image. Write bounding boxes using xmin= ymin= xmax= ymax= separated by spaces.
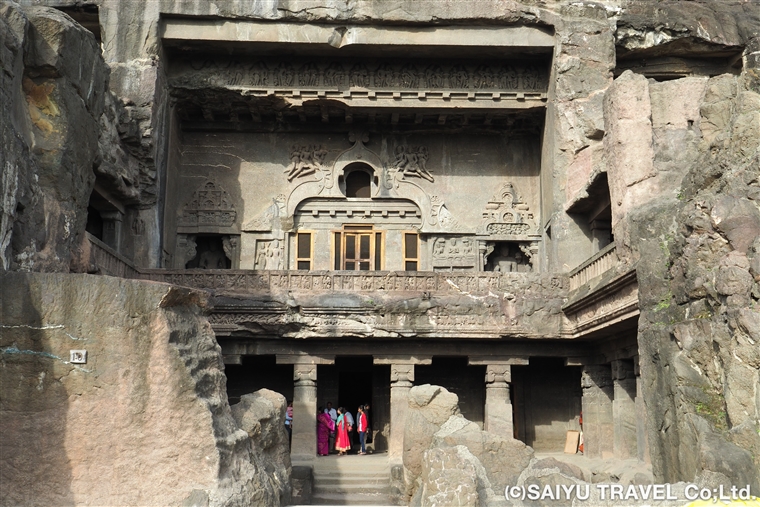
xmin=316 ymin=406 xmax=334 ymax=457
xmin=335 ymin=407 xmax=351 ymax=456
xmin=344 ymin=408 xmax=355 ymax=451
xmin=363 ymin=403 xmax=372 ymax=452
xmin=326 ymin=402 xmax=338 ymax=453
xmin=357 ymin=405 xmax=368 ymax=455
xmin=285 ymin=401 xmax=293 ymax=447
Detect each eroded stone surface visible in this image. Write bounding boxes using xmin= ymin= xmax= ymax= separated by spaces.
xmin=0 ymin=273 xmax=290 ymax=507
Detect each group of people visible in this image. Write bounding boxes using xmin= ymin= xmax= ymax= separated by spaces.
xmin=317 ymin=402 xmax=370 ymax=456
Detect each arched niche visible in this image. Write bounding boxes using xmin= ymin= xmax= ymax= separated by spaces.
xmin=341 ymin=162 xmax=377 ymax=198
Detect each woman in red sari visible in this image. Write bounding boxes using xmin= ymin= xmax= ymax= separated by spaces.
xmin=335 ymin=407 xmax=351 ymax=455
xmin=317 ymin=406 xmax=334 ymax=456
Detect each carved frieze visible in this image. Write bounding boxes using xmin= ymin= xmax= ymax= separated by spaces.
xmin=178 ymin=179 xmax=237 ymax=229
xmin=172 ymin=57 xmax=549 ymax=95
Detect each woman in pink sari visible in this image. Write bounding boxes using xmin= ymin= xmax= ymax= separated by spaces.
xmin=335 ymin=407 xmax=351 ymax=455
xmin=317 ymin=406 xmax=334 ymax=456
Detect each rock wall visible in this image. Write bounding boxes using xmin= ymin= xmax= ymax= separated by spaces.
xmin=607 ymin=65 xmax=760 ymax=491
xmin=0 ymin=273 xmax=290 ymax=506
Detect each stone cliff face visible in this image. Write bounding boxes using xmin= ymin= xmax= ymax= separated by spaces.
xmin=620 ymin=70 xmax=760 ymax=490
xmin=0 ymin=273 xmax=290 ymax=506
xmin=2 ymin=0 xmax=760 ymax=500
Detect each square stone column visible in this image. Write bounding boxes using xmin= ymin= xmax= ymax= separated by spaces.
xmin=291 ymin=364 xmax=318 ymax=464
xmin=484 ymin=364 xmax=513 ymax=438
xmin=581 ymin=364 xmax=614 ymax=459
xmin=100 ymin=210 xmax=123 ymax=252
xmin=389 ymin=363 xmax=414 ymax=460
xmin=612 ymin=359 xmax=638 ymax=459
xmin=276 ymin=354 xmax=334 ymax=465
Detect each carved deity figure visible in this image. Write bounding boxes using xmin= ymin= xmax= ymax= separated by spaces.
xmin=286 ymin=145 xmax=327 ymax=181
xmin=490 ymin=245 xmax=518 ymax=272
xmin=265 ymin=239 xmax=284 ymax=270
xmin=392 ymin=145 xmax=434 ymax=182
xmin=199 ymin=241 xmax=227 ymax=269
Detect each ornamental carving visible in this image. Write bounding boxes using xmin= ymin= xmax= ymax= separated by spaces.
xmin=254 ymin=239 xmax=284 ymax=270
xmin=173 ymin=57 xmax=549 ymax=94
xmin=178 ymin=180 xmax=237 ymax=228
xmin=286 ymin=145 xmax=328 ymax=181
xmin=480 ymin=182 xmax=536 ymax=237
xmin=390 ymin=145 xmax=434 ymax=182
xmin=432 ymin=237 xmax=477 ymax=269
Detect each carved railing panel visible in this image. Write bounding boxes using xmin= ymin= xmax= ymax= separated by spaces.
xmin=86 ymin=233 xmax=140 ymax=279
xmin=137 ymin=269 xmax=568 ymax=296
xmin=568 ymin=242 xmax=619 ymax=291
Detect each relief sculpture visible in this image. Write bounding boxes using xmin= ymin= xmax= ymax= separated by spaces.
xmin=286 ymin=145 xmax=328 ymax=181
xmin=255 ymin=239 xmax=284 ymax=270
xmin=479 ymin=182 xmax=537 ymax=237
xmin=391 ymin=145 xmax=434 ymax=182
xmin=178 ymin=179 xmax=237 ymax=228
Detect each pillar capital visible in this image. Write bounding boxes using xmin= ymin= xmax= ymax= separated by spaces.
xmin=485 ymin=364 xmax=511 ymax=384
xmin=390 ymin=363 xmax=414 ymax=386
xmin=293 ymin=364 xmax=317 ymax=385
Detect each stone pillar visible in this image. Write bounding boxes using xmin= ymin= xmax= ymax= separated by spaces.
xmin=101 ymin=210 xmax=123 ymax=252
xmin=291 ymin=364 xmax=318 ymax=464
xmin=389 ymin=363 xmax=414 ymax=460
xmin=484 ymin=364 xmax=513 ymax=438
xmin=633 ymin=356 xmax=650 ymax=463
xmin=612 ymin=359 xmax=637 ymax=459
xmin=581 ymin=364 xmax=614 ymax=459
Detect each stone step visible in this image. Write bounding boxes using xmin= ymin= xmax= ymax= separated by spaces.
xmin=311 ymin=491 xmax=393 ymax=506
xmin=313 ymin=478 xmax=390 ymax=490
xmin=314 ymin=483 xmax=390 ymax=494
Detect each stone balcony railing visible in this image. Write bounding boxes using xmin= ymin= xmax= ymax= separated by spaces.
xmin=137 ymin=269 xmax=566 ymax=295
xmin=86 ymin=233 xmax=141 ymax=279
xmin=568 ymin=242 xmax=619 ymax=291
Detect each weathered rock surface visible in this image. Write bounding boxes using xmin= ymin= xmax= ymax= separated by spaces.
xmin=403 ymin=384 xmax=461 ymax=493
xmin=230 ymin=389 xmax=292 ymax=505
xmin=433 ymin=414 xmax=535 ymax=494
xmin=0 ymin=273 xmax=290 ymax=507
xmin=0 ymin=3 xmax=106 ymax=272
xmin=410 ymin=446 xmax=490 ymax=507
xmin=620 ymin=65 xmax=760 ymax=491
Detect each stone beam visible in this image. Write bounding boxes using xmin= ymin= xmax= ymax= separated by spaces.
xmin=468 ymin=356 xmax=529 ymax=366
xmin=162 ymin=20 xmax=554 ymax=52
xmin=373 ymin=355 xmax=432 ymax=365
xmin=276 ymin=354 xmax=335 ymax=365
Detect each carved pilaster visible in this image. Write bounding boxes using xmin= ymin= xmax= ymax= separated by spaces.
xmin=222 ymin=235 xmax=240 ymax=269
xmin=611 ymin=359 xmax=637 ymax=460
xmin=581 ymin=364 xmax=614 ymax=459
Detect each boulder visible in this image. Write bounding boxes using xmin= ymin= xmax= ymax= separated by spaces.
xmin=411 ymin=446 xmax=484 ymax=507
xmin=433 ymin=414 xmax=535 ymax=492
xmin=403 ymin=384 xmax=460 ymax=488
xmin=230 ymin=389 xmax=292 ymax=504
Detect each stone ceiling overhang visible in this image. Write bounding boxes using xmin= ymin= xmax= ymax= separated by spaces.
xmin=161 ymin=19 xmax=555 ymax=59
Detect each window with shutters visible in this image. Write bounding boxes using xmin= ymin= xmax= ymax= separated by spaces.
xmin=403 ymin=232 xmax=419 ymax=271
xmin=333 ymin=225 xmax=384 ymax=271
xmin=296 ymin=231 xmax=314 ymax=270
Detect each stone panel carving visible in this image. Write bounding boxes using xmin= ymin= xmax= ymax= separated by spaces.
xmin=480 ymin=182 xmax=537 ymax=237
xmin=178 ymin=179 xmax=237 ymax=228
xmin=391 ymin=145 xmax=434 ymax=182
xmin=172 ymin=57 xmax=549 ymax=95
xmin=242 ymin=195 xmax=286 ymax=233
xmin=286 ymin=145 xmax=328 ymax=181
xmin=432 ymin=237 xmax=477 ymax=269
xmin=255 ymin=239 xmax=284 ymax=270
